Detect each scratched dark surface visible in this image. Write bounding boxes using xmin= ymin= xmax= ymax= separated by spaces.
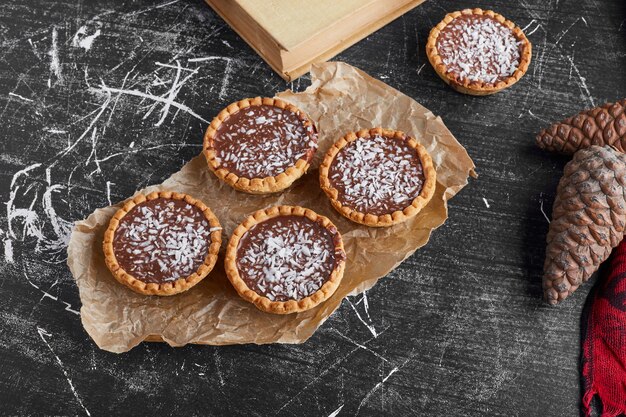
xmin=0 ymin=0 xmax=625 ymax=415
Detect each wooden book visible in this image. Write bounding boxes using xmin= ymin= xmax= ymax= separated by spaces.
xmin=205 ymin=0 xmax=425 ymax=81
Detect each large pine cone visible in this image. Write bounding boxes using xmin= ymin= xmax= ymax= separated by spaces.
xmin=544 ymin=146 xmax=626 ymax=304
xmin=536 ymin=99 xmax=626 ymax=155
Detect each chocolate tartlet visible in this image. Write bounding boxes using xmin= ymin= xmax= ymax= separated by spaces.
xmin=225 ymin=206 xmax=346 ymax=314
xmin=426 ymin=8 xmax=532 ymax=95
xmin=103 ymin=191 xmax=222 ymax=296
xmin=319 ymin=128 xmax=436 ymax=227
xmin=204 ymin=97 xmax=318 ymax=194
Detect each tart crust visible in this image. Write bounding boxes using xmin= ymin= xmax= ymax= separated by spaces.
xmin=203 ymin=97 xmax=317 ymax=194
xmin=103 ymin=191 xmax=222 ymax=296
xmin=224 ymin=205 xmax=346 ymax=314
xmin=426 ymin=8 xmax=532 ymax=96
xmin=319 ymin=128 xmax=437 ymax=227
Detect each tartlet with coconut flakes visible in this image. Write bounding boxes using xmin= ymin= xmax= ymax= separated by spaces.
xmin=319 ymin=128 xmax=436 ymax=227
xmin=103 ymin=191 xmax=222 ymax=296
xmin=426 ymin=8 xmax=532 ymax=95
xmin=203 ymin=97 xmax=318 ymax=194
xmin=225 ymin=206 xmax=346 ymax=314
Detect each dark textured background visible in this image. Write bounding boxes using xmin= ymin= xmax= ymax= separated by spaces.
xmin=0 ymin=0 xmax=625 ymax=415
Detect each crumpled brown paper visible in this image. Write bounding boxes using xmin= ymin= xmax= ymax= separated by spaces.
xmin=68 ymin=62 xmax=476 ymax=353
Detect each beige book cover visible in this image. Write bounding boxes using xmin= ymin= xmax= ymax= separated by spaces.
xmin=205 ymin=0 xmax=426 ymax=80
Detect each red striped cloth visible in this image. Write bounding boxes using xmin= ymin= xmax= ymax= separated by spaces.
xmin=582 ymin=239 xmax=626 ymax=416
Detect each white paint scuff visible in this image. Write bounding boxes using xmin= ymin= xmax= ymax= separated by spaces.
xmin=527 ymin=109 xmax=549 ymax=123
xmin=72 ymin=26 xmax=102 ymax=51
xmin=105 ymin=181 xmax=114 ymax=206
xmin=38 ymin=328 xmax=90 ymax=416
xmin=129 ymin=0 xmax=180 ymax=16
xmin=526 ymin=23 xmax=541 ymax=37
xmin=328 ymin=405 xmax=344 ymax=417
xmin=6 ymin=163 xmax=73 ymax=263
xmin=3 ymin=238 xmax=13 ymax=263
xmin=24 ymin=271 xmax=80 ymax=315
xmin=214 ymin=350 xmax=225 ymax=386
xmin=346 ymin=297 xmax=378 ymax=338
xmin=354 ymin=352 xmax=417 ymax=416
xmin=566 ymin=54 xmax=595 ymax=107
xmin=187 ymin=56 xmax=232 ymax=63
xmin=539 ymin=195 xmax=551 ymax=224
xmin=219 ymin=60 xmax=233 ymax=100
xmin=94 ymin=82 xmax=209 ymax=125
xmin=554 ymin=17 xmax=584 ymax=45
xmin=333 ymin=329 xmax=389 ymax=363
xmin=48 ymin=27 xmax=63 ymax=84
xmin=9 ymin=92 xmax=33 ymax=102
xmin=186 ymin=56 xmax=238 ymax=100
xmin=45 ymin=128 xmax=67 ymax=134
xmin=521 ymin=19 xmax=537 ymax=32
xmin=355 ymin=367 xmax=399 ymax=416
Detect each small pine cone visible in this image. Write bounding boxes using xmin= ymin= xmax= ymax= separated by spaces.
xmin=543 ymin=146 xmax=626 ymax=304
xmin=536 ymin=99 xmax=626 ymax=155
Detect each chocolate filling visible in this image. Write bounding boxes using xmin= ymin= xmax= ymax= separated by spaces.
xmin=328 ymin=134 xmax=425 ymax=216
xmin=236 ymin=215 xmax=344 ymax=302
xmin=212 ymin=104 xmax=317 ymax=179
xmin=436 ymin=14 xmax=522 ymax=84
xmin=112 ymin=198 xmax=217 ymax=284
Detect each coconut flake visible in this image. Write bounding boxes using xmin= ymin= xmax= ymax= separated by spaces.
xmin=113 ymin=198 xmax=213 ymax=282
xmin=236 ymin=216 xmax=338 ymax=302
xmin=329 ymin=134 xmax=425 ymax=215
xmin=436 ymin=14 xmax=521 ymax=84
xmin=213 ymin=105 xmax=317 ymax=178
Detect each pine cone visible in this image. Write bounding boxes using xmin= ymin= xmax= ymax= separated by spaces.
xmin=536 ymin=99 xmax=626 ymax=155
xmin=543 ymin=146 xmax=626 ymax=305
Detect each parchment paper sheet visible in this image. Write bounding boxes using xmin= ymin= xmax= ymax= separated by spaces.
xmin=67 ymin=62 xmax=476 ymax=353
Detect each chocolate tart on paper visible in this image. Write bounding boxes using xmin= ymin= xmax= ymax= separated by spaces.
xmin=203 ymin=97 xmax=318 ymax=194
xmin=103 ymin=191 xmax=222 ymax=296
xmin=224 ymin=205 xmax=346 ymax=314
xmin=319 ymin=128 xmax=436 ymax=227
xmin=426 ymin=8 xmax=532 ymax=96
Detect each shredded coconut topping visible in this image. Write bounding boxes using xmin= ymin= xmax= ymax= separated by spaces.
xmin=213 ymin=104 xmax=317 ymax=179
xmin=113 ymin=198 xmax=218 ymax=283
xmin=236 ymin=216 xmax=340 ymax=302
xmin=329 ymin=134 xmax=424 ymax=216
xmin=436 ymin=14 xmax=522 ymax=84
